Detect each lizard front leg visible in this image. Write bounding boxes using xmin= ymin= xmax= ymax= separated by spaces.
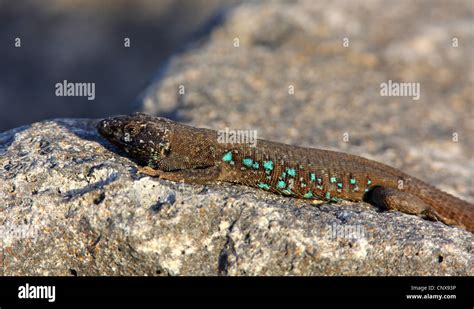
xmin=138 ymin=165 xmax=222 ymax=185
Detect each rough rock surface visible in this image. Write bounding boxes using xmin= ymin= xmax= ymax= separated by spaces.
xmin=1 ymin=119 xmax=473 ymax=275
xmin=1 ymin=0 xmax=473 ymax=275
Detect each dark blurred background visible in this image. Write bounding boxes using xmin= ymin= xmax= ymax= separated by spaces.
xmin=0 ymin=0 xmax=239 ymax=132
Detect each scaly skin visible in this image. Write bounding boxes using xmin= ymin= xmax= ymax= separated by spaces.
xmin=97 ymin=113 xmax=474 ymax=233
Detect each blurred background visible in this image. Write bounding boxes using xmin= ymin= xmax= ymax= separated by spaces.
xmin=0 ymin=0 xmax=240 ymax=132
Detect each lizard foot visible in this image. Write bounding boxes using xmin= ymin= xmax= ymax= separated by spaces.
xmin=137 ymin=166 xmax=163 ymax=177
xmin=138 ymin=165 xmax=222 ymax=184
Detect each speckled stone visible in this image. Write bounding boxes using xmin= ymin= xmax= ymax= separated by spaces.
xmin=0 ymin=119 xmax=472 ymax=275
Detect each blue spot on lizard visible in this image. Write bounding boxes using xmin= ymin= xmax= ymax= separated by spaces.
xmin=303 ymin=192 xmax=313 ymax=199
xmin=243 ymin=158 xmax=253 ymax=167
xmin=325 ymin=192 xmax=331 ymax=200
xmin=263 ymin=160 xmax=273 ymax=171
xmin=277 ymin=180 xmax=286 ymax=189
xmin=286 ymin=167 xmax=296 ymax=177
xmin=222 ymin=151 xmax=233 ymax=163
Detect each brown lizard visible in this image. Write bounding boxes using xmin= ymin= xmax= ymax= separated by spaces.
xmin=97 ymin=113 xmax=474 ymax=233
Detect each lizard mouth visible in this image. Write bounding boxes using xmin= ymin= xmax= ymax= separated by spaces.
xmin=96 ymin=119 xmax=112 ymax=137
xmin=96 ymin=117 xmax=135 ymax=152
xmin=96 ymin=115 xmax=155 ymax=166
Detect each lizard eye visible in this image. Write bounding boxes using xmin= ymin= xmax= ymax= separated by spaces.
xmin=120 ymin=123 xmax=145 ymax=144
xmin=124 ymin=123 xmax=141 ymax=136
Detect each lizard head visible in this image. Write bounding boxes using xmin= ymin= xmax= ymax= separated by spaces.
xmin=97 ymin=113 xmax=172 ymax=168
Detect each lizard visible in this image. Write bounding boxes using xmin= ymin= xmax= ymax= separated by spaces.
xmin=97 ymin=113 xmax=474 ymax=233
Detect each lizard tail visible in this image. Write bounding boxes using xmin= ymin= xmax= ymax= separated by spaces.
xmin=409 ymin=181 xmax=474 ymax=233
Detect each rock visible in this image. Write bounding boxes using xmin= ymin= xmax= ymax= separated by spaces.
xmin=1 ymin=0 xmax=473 ymax=275
xmin=0 ymin=119 xmax=472 ymax=276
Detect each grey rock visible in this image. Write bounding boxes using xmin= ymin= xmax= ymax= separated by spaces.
xmin=1 ymin=119 xmax=472 ymax=276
